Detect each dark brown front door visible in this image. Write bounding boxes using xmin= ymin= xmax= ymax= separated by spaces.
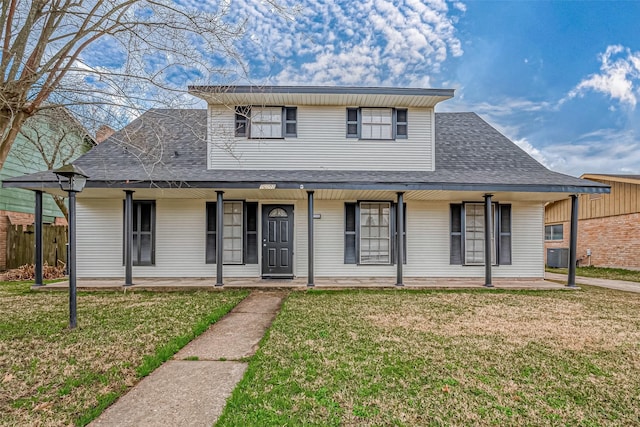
xmin=262 ymin=205 xmax=294 ymax=277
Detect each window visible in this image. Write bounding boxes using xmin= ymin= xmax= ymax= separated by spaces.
xmin=223 ymin=201 xmax=243 ymax=264
xmin=346 ymin=108 xmax=408 ymax=139
xmin=234 ymin=106 xmax=297 ymax=138
xmin=360 ymin=202 xmax=391 ymax=264
xmin=464 ymin=203 xmax=497 ymax=265
xmin=345 ymin=202 xmax=406 ymax=265
xmin=251 ymin=107 xmax=282 ymax=138
xmin=123 ymin=200 xmax=155 ymax=266
xmin=450 ymin=203 xmax=512 ymax=266
xmin=545 ymin=224 xmax=563 ymax=241
xmin=206 ymin=201 xmax=258 ymax=264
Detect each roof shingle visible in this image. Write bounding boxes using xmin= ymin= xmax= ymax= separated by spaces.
xmin=3 ymin=109 xmax=608 ymax=193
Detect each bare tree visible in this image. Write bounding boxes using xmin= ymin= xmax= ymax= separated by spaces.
xmin=0 ymin=0 xmax=284 ymax=171
xmin=11 ymin=107 xmax=93 ymax=218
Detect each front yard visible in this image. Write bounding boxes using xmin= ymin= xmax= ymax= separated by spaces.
xmin=2 ymin=282 xmax=640 ymax=426
xmin=0 ymin=281 xmax=248 ymax=426
xmin=219 ymin=287 xmax=640 ymax=426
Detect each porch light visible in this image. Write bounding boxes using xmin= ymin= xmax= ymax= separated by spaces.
xmin=259 ymin=183 xmax=276 ymax=190
xmin=54 ymin=164 xmax=88 ymax=193
xmin=53 ymin=163 xmax=88 ymax=329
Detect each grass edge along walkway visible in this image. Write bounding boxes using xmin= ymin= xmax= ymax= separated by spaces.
xmin=0 ymin=282 xmax=249 ymax=427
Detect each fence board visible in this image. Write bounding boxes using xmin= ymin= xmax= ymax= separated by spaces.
xmin=6 ymin=224 xmax=68 ymax=269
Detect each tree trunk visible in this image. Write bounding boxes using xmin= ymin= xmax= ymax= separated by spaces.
xmin=53 ymin=195 xmax=69 ymax=222
xmin=0 ymin=109 xmax=29 ymax=171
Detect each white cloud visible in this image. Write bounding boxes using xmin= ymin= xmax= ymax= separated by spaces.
xmin=515 ymin=129 xmax=640 ymax=177
xmin=513 ymin=138 xmax=549 ymax=167
xmin=564 ymin=45 xmax=640 ymax=108
xmin=229 ymin=0 xmax=464 ymax=85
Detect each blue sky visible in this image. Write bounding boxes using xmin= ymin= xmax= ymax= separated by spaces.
xmin=81 ymin=0 xmax=640 ymax=177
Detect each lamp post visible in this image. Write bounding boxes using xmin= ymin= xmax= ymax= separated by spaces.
xmin=54 ymin=164 xmax=88 ymax=329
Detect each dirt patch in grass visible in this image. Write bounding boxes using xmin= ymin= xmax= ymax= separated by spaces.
xmin=367 ymin=292 xmax=640 ymax=351
xmin=0 ymin=281 xmax=248 ymax=426
xmin=218 ymin=288 xmax=640 ymax=426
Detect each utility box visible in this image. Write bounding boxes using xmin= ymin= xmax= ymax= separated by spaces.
xmin=546 ymin=248 xmax=569 ymax=268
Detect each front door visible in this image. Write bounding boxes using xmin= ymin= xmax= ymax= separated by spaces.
xmin=262 ymin=205 xmax=294 ymax=278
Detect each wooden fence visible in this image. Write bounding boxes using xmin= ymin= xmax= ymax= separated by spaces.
xmin=6 ymin=224 xmax=68 ymax=269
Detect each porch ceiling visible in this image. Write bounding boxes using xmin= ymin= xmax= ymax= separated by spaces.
xmin=68 ymin=187 xmax=575 ymax=203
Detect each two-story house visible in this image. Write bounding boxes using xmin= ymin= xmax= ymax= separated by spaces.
xmin=3 ymin=86 xmax=608 ymax=285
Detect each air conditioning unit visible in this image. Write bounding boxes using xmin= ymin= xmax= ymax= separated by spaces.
xmin=546 ymin=248 xmax=569 ymax=268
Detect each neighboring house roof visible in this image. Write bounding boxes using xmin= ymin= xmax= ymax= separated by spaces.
xmin=4 ymin=109 xmax=608 ymax=193
xmin=580 ymin=174 xmax=640 ymax=185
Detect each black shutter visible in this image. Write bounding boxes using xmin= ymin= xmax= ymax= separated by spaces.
xmin=205 ymin=202 xmax=216 ymax=264
xmin=346 ymin=108 xmax=359 ymax=138
xmin=345 ymin=203 xmax=357 ymax=263
xmin=244 ymin=202 xmax=258 ymax=264
xmin=284 ymin=107 xmax=297 ymax=137
xmin=450 ymin=204 xmax=463 ymax=265
xmin=498 ymin=205 xmax=512 ymax=265
xmin=235 ymin=106 xmax=250 ymax=137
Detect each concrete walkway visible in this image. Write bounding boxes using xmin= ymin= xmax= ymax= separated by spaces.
xmin=545 ymin=272 xmax=640 ymax=293
xmin=90 ymin=290 xmax=286 ymax=427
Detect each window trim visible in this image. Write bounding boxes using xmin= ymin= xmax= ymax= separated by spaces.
xmin=234 ymin=106 xmax=297 ymax=139
xmin=345 ymin=107 xmax=408 ymax=140
xmin=450 ymin=202 xmax=512 ymax=266
xmin=206 ymin=200 xmax=259 ymax=265
xmin=545 ymin=224 xmax=563 ymax=241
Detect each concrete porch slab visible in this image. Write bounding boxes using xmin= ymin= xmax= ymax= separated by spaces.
xmin=33 ymin=277 xmax=571 ymax=291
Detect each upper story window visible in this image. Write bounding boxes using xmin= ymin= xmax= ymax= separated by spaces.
xmin=234 ymin=106 xmax=297 ymax=139
xmin=346 ymin=107 xmax=408 ymax=140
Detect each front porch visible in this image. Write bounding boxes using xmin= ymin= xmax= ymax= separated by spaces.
xmin=34 ymin=276 xmax=571 ymax=291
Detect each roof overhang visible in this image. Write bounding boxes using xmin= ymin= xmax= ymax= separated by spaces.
xmin=188 ymin=85 xmax=455 ymax=108
xmin=581 ymin=174 xmax=640 ymax=185
xmin=3 ymin=178 xmax=611 ymax=196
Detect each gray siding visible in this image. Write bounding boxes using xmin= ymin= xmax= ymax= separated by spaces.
xmin=208 ymin=105 xmax=434 ymax=171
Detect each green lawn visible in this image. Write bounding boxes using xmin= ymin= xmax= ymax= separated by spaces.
xmin=218 ymin=287 xmax=640 ymax=426
xmin=547 ymin=265 xmax=640 ymax=282
xmin=0 ymin=281 xmax=248 ymax=426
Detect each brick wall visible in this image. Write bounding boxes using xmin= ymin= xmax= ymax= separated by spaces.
xmin=544 ymin=212 xmax=640 ymax=269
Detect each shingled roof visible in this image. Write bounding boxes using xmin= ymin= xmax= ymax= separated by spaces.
xmin=3 ymin=109 xmax=608 ymax=193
